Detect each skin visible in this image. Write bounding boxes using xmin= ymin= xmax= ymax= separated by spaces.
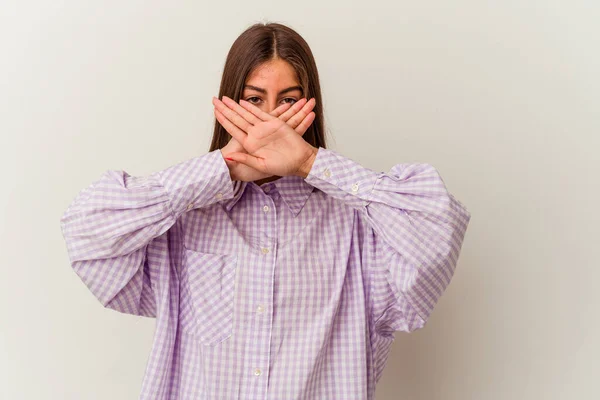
xmin=213 ymin=94 xmax=318 ymax=179
xmin=215 ymin=58 xmax=318 ymax=185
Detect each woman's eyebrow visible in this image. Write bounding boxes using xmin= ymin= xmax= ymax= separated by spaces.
xmin=243 ymin=85 xmax=303 ymax=95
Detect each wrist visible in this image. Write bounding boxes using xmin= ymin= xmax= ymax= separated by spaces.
xmin=296 ymin=146 xmax=318 ymax=178
xmin=220 ymin=148 xmax=237 ymax=181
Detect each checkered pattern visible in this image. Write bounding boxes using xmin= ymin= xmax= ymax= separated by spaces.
xmin=60 ymin=146 xmax=471 ymax=399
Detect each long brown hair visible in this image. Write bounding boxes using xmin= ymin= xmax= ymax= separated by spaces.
xmin=209 ymin=22 xmax=328 ymax=152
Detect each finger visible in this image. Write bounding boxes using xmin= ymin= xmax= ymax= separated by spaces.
xmin=221 ymin=96 xmax=262 ymax=126
xmin=278 ymin=98 xmax=309 ymax=124
xmin=214 ymin=108 xmax=248 ymax=147
xmin=213 ymin=97 xmax=253 ymax=133
xmin=286 ymin=98 xmax=316 ymax=128
xmin=295 ymin=111 xmax=316 ymax=135
xmin=239 ymin=99 xmax=276 ymax=122
xmin=269 ymin=101 xmax=294 ymax=118
xmin=223 ymin=152 xmax=267 ymax=173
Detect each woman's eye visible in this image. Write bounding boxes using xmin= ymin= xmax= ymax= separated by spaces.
xmin=244 ymin=97 xmax=297 ymax=105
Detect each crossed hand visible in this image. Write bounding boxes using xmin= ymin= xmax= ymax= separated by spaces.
xmin=212 ymin=96 xmax=319 ymax=182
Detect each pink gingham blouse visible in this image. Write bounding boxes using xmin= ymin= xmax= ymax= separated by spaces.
xmin=60 ymin=146 xmax=471 ymax=399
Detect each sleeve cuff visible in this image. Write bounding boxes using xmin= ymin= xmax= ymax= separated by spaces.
xmin=154 ymin=149 xmax=235 ymax=216
xmin=304 ymin=147 xmax=381 ymax=210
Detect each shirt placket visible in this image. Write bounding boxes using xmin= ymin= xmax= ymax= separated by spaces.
xmin=250 ymin=182 xmax=278 ymax=399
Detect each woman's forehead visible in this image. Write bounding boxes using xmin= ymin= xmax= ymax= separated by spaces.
xmin=245 ymin=60 xmax=299 ymax=89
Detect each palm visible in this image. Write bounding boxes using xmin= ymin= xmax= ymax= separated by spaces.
xmin=242 ymin=118 xmax=311 ymax=177
xmin=222 ymin=117 xmax=293 ymax=182
xmin=222 ymin=137 xmax=268 ymax=182
xmin=215 ymin=97 xmax=316 ymax=182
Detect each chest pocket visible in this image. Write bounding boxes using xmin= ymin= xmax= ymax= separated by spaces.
xmin=180 ymin=247 xmax=238 ymax=346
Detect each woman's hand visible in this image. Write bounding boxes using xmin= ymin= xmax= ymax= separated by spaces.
xmin=213 ymin=96 xmax=318 ymax=178
xmin=213 ymin=97 xmax=314 ymax=181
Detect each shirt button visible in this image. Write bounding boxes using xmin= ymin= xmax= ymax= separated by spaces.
xmin=256 ymin=304 xmax=264 ymax=313
xmin=264 ymin=186 xmax=271 ymax=193
xmin=187 ymin=203 xmax=194 ymax=210
xmin=263 ymin=205 xmax=270 ymax=212
xmin=323 ymin=168 xmax=331 ymax=178
xmin=254 ymin=368 xmax=262 ymax=376
xmin=215 ymin=192 xmax=223 ymax=199
xmin=351 ymin=183 xmax=359 ymax=193
xmin=261 ymin=247 xmax=270 ymax=254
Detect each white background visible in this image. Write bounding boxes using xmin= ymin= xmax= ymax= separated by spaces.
xmin=1 ymin=1 xmax=598 ymax=399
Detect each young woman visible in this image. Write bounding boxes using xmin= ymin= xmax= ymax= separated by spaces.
xmin=60 ymin=22 xmax=471 ymax=400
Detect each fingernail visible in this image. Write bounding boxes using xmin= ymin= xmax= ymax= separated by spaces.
xmin=225 ymin=157 xmax=234 ymax=161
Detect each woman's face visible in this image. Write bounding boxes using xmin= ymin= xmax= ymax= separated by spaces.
xmin=242 ymin=58 xmax=303 ymax=113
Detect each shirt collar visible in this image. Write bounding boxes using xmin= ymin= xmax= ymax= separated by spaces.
xmin=223 ymin=175 xmax=315 ymax=217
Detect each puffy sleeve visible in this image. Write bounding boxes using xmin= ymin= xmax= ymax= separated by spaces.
xmin=304 ymin=147 xmax=471 ymax=334
xmin=59 ymin=149 xmax=237 ymax=316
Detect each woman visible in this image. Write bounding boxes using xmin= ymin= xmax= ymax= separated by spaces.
xmin=60 ymin=22 xmax=471 ymax=400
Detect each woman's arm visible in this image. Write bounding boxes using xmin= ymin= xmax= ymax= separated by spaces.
xmin=304 ymin=147 xmax=471 ymax=334
xmin=60 ymin=149 xmax=236 ymax=316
